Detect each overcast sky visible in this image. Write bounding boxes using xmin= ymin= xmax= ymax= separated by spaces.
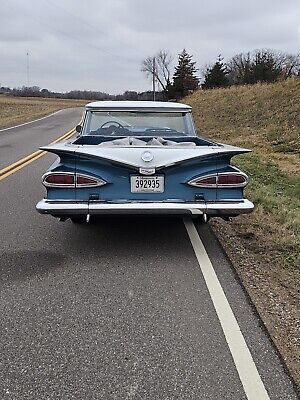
xmin=1 ymin=0 xmax=299 ymax=94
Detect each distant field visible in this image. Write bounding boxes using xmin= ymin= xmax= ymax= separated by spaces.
xmin=0 ymin=96 xmax=87 ymax=129
xmin=185 ymin=79 xmax=300 ymax=385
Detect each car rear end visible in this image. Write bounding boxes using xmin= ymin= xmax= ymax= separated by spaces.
xmin=37 ymin=144 xmax=253 ymax=220
xmin=36 ymin=101 xmax=254 ymax=221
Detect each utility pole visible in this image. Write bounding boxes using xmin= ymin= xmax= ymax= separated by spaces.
xmin=152 ymin=57 xmax=156 ymax=101
xmin=26 ymin=52 xmax=29 ymax=86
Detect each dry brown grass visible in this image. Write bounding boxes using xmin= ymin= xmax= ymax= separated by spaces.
xmin=0 ymin=96 xmax=87 ymax=129
xmin=186 ymin=79 xmax=300 ymax=174
xmin=186 ymin=79 xmax=300 ymax=152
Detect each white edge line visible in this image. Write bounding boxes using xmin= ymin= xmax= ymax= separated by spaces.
xmin=0 ymin=109 xmax=64 ymax=132
xmin=183 ymin=218 xmax=270 ymax=400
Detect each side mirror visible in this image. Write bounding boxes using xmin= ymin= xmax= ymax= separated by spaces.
xmin=76 ymin=125 xmax=82 ymax=133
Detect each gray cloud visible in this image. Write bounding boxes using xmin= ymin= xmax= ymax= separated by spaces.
xmin=1 ymin=0 xmax=299 ymax=93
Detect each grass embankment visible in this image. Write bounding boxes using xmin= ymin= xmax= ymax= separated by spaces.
xmin=185 ymin=79 xmax=300 ymax=386
xmin=0 ymin=96 xmax=87 ymax=130
xmin=185 ymin=79 xmax=300 ymax=270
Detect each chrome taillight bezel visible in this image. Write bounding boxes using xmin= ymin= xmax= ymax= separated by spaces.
xmin=188 ymin=170 xmax=248 ymax=188
xmin=188 ymin=173 xmax=217 ymax=188
xmin=42 ymin=171 xmax=107 ymax=188
xmin=76 ymin=173 xmax=106 ymax=188
xmin=42 ymin=172 xmax=76 ymax=188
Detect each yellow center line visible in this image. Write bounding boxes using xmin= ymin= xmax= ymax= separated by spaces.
xmin=0 ymin=152 xmax=47 ymax=181
xmin=0 ymin=117 xmax=83 ymax=182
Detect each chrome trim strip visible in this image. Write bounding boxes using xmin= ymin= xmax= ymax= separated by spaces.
xmin=36 ymin=199 xmax=254 ymax=216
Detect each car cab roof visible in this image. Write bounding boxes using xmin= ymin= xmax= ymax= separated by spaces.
xmin=85 ymin=101 xmax=192 ymax=112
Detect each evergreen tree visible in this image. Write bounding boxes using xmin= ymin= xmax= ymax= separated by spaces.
xmin=171 ymin=49 xmax=199 ymax=99
xmin=252 ymin=50 xmax=281 ymax=83
xmin=202 ymin=56 xmax=229 ymax=89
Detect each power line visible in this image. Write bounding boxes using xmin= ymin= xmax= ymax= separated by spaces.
xmin=26 ymin=52 xmax=29 ymax=86
xmin=42 ymin=0 xmax=137 ymax=62
xmin=44 ymin=0 xmax=111 ymax=41
xmin=8 ymin=1 xmax=136 ymax=64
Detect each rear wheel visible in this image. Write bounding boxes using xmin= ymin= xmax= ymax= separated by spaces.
xmin=199 ymin=213 xmax=210 ymax=224
xmin=70 ymin=216 xmax=87 ymax=224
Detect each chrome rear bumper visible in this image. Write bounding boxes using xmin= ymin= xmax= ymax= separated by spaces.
xmin=36 ymin=199 xmax=254 ymax=217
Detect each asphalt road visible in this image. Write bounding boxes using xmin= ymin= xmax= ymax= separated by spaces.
xmin=0 ymin=108 xmax=83 ymax=169
xmin=0 ymin=109 xmax=298 ymax=399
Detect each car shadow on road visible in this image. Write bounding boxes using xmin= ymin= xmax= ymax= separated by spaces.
xmin=66 ymin=215 xmax=188 ymax=253
xmin=0 ymin=250 xmax=67 ymax=284
xmin=0 ymin=216 xmax=203 ymax=283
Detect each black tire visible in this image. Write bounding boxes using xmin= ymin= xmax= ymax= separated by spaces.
xmin=199 ymin=214 xmax=210 ymax=224
xmin=70 ymin=216 xmax=87 ymax=224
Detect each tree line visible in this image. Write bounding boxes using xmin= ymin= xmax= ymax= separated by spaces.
xmin=1 ymin=48 xmax=299 ymax=101
xmin=0 ymin=86 xmax=164 ymax=101
xmin=142 ymin=48 xmax=300 ymax=98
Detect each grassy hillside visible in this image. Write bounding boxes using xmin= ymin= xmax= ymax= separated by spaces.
xmin=188 ymin=79 xmax=300 ymax=154
xmin=185 ymin=79 xmax=300 ymax=269
xmin=0 ymin=96 xmax=87 ymax=129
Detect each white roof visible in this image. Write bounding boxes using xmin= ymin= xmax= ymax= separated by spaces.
xmin=86 ymin=100 xmax=191 ymax=111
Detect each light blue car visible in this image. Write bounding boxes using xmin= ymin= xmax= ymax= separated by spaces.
xmin=36 ymin=101 xmax=254 ymax=223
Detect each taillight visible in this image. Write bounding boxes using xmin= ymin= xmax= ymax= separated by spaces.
xmin=188 ymin=172 xmax=248 ymax=188
xmin=42 ymin=173 xmax=106 ymax=188
xmin=76 ymin=174 xmax=106 ymax=187
xmin=188 ymin=175 xmax=217 ymax=187
xmin=217 ymin=174 xmax=247 ymax=186
xmin=43 ymin=173 xmax=75 ymax=187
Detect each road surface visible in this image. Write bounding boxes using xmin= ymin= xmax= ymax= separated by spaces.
xmin=0 ymin=108 xmax=298 ymax=399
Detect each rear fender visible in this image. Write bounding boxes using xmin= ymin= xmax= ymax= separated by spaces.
xmin=41 ymin=146 xmax=77 ymax=200
xmin=215 ymin=153 xmax=249 ymax=200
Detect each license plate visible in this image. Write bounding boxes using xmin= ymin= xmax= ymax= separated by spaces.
xmin=130 ymin=175 xmax=164 ymax=193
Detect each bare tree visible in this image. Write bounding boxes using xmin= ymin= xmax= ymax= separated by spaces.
xmin=227 ymin=52 xmax=253 ymax=84
xmin=141 ymin=50 xmax=173 ymax=91
xmin=276 ymin=52 xmax=300 ymax=78
xmin=227 ymin=49 xmax=300 ymax=85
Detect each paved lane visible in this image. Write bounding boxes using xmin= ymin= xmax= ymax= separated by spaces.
xmin=0 ymin=114 xmax=298 ymax=399
xmin=0 ymin=108 xmax=83 ymax=169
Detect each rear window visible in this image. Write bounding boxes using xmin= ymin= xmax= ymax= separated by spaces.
xmin=83 ymin=111 xmax=196 ymax=137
